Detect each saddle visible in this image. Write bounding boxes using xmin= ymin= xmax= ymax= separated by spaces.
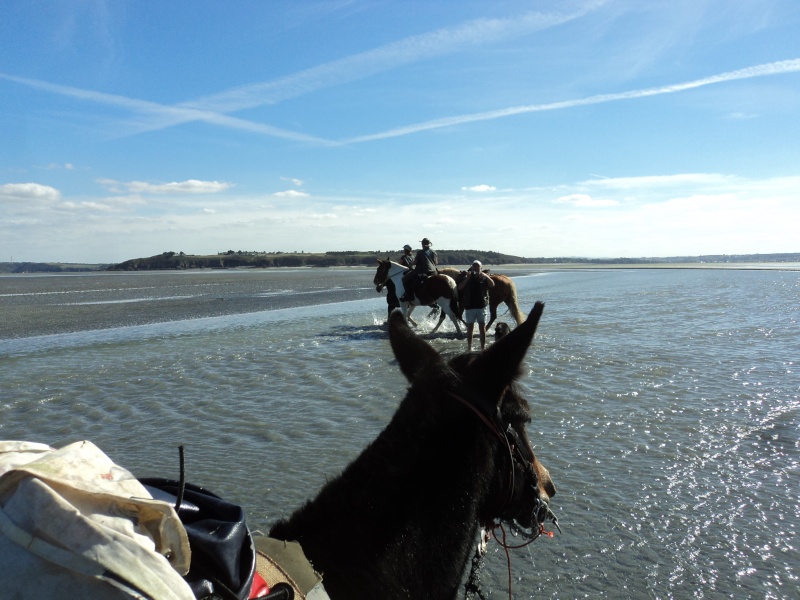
xmin=400 ymin=271 xmax=439 ymax=304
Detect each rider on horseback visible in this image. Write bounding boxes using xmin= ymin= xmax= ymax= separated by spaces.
xmin=400 ymin=238 xmax=438 ymax=302
xmin=399 ymin=244 xmax=414 ymax=267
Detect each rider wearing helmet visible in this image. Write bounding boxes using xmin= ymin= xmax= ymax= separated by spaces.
xmin=399 ymin=244 xmax=414 ymax=268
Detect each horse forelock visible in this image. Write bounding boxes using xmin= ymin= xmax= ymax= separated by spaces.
xmin=404 ymin=358 xmax=462 ymax=404
xmin=373 ymin=260 xmax=390 ymax=285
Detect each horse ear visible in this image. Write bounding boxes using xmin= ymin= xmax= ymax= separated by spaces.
xmin=388 ymin=310 xmax=441 ymax=381
xmin=469 ymin=302 xmax=545 ymax=403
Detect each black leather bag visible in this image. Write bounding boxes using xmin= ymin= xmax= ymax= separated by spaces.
xmin=140 ymin=478 xmax=256 ymax=600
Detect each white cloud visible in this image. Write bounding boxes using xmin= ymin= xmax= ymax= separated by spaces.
xmin=580 ymin=173 xmax=736 ymax=189
xmin=0 ymin=183 xmax=62 ymax=202
xmin=272 ymin=190 xmax=310 ymax=198
xmin=4 ymin=172 xmax=799 ymax=263
xmin=462 ymin=184 xmax=497 ymax=192
xmin=62 ymin=201 xmax=113 ymax=211
xmin=99 ymin=179 xmax=233 ymax=194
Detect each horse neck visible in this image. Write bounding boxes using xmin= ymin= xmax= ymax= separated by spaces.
xmin=386 ymin=263 xmax=407 ymax=294
xmin=387 ymin=262 xmax=406 ymax=280
xmin=269 ymin=393 xmax=496 ymax=598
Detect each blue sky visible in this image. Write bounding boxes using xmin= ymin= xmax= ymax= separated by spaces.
xmin=2 ymin=0 xmax=799 ymax=263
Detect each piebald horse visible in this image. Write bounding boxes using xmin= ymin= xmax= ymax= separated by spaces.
xmin=270 ymin=303 xmax=557 ymax=600
xmin=373 ymin=259 xmax=462 ymax=335
xmin=440 ymin=267 xmax=525 ymax=329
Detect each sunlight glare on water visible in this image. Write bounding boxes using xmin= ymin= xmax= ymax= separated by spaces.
xmin=1 ymin=267 xmax=798 ymax=598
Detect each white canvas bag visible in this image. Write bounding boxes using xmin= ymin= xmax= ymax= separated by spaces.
xmin=0 ymin=440 xmax=195 ymax=600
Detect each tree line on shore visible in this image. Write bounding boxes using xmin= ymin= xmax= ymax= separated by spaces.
xmin=104 ymin=250 xmax=533 ymax=270
xmin=2 ymin=250 xmax=799 ymax=273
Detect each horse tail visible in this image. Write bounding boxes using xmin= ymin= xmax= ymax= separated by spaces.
xmin=449 ymin=292 xmax=460 ymax=318
xmin=506 ymin=278 xmax=525 ymax=325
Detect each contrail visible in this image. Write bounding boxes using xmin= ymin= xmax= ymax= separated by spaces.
xmin=343 ymin=58 xmax=800 ymax=144
xmin=0 ymin=72 xmax=336 ymax=145
xmin=0 ymin=2 xmax=603 ymax=142
xmin=183 ymin=5 xmax=601 ymax=111
xmin=116 ymin=2 xmax=605 ymax=136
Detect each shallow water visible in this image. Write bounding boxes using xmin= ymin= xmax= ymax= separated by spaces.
xmin=1 ymin=267 xmax=798 ymax=598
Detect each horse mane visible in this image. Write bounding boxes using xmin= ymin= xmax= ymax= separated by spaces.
xmin=268 ymin=364 xmax=495 ymax=597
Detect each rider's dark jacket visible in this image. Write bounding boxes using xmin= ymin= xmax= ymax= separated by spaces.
xmin=412 ymin=248 xmax=437 ymax=277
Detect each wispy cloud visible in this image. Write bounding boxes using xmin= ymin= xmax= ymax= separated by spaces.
xmin=98 ymin=179 xmax=233 ymax=194
xmin=344 ymin=58 xmax=800 ymax=143
xmin=462 ymin=184 xmax=497 ymax=192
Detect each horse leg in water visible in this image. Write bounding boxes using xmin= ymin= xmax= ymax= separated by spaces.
xmin=402 ymin=302 xmax=419 ymax=327
xmin=428 ymin=306 xmax=448 ymax=335
xmin=429 ymin=297 xmax=462 ymax=336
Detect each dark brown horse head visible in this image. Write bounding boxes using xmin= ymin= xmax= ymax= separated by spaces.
xmin=388 ymin=301 xmax=556 ymax=532
xmin=269 ymin=301 xmax=555 ymax=599
xmin=373 ymin=258 xmax=390 ymax=291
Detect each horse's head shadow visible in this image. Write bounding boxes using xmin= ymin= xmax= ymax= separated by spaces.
xmin=316 ymin=324 xmax=390 ymax=341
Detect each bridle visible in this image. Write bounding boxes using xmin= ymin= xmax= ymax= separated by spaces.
xmin=374 ymin=260 xmax=407 ymax=292
xmin=448 ymin=390 xmax=555 ymax=534
xmin=449 ymin=389 xmax=560 ymax=600
xmin=374 ymin=262 xmax=389 ymax=291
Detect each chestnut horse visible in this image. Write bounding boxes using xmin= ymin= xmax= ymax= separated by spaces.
xmin=269 ymin=303 xmax=557 ymax=600
xmin=440 ymin=267 xmax=525 ymax=329
xmin=373 ymin=259 xmax=462 ymax=335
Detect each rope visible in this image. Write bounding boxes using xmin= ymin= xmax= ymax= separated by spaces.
xmin=175 ymin=444 xmax=186 ymax=511
xmin=463 ymin=552 xmax=488 ymax=600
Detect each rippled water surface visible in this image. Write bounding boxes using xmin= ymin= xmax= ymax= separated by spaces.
xmin=1 ymin=267 xmax=798 ymax=598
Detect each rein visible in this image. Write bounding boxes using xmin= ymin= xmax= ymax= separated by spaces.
xmin=449 ymin=390 xmax=559 ymax=600
xmin=447 ymin=390 xmax=535 ymax=520
xmin=375 ymin=262 xmax=409 ymax=294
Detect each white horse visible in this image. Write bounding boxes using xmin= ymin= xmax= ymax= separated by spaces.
xmin=373 ymin=259 xmax=462 ymax=335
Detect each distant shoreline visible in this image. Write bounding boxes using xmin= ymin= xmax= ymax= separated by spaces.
xmin=2 ymin=250 xmax=800 ymax=274
xmin=2 ymin=261 xmax=800 ymax=275
xmin=500 ymin=262 xmax=800 ymax=271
